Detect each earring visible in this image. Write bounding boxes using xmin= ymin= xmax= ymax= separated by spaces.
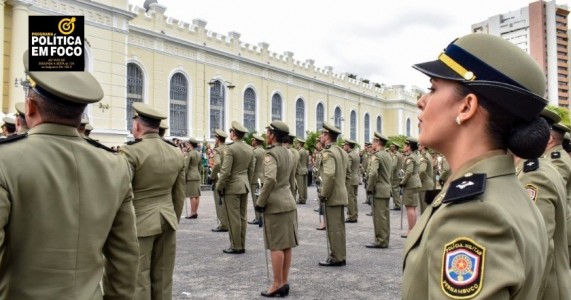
xmin=455 ymin=116 xmax=462 ymax=125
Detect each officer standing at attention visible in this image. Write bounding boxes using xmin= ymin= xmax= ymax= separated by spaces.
xmin=0 ymin=52 xmax=139 ymax=299
xmin=318 ymin=121 xmax=349 ymax=266
xmin=14 ymin=102 xmax=29 ymax=134
xmin=296 ymin=138 xmax=309 ymax=204
xmin=120 ymin=102 xmax=185 ymax=300
xmin=403 ymin=33 xmax=550 ymax=299
xmin=400 ymin=137 xmax=421 ymax=238
xmin=184 ymin=137 xmax=203 ymax=219
xmin=248 ymin=133 xmax=265 ymax=225
xmin=343 ymin=139 xmax=360 ymax=223
xmin=417 ymin=144 xmax=435 ymax=214
xmin=389 ymin=143 xmax=403 ymax=210
xmin=361 ymin=142 xmax=371 ymax=195
xmin=516 ymin=109 xmax=571 ymax=299
xmin=211 ymin=129 xmax=229 ymax=232
xmin=285 ymin=134 xmax=300 ymax=199
xmin=1 ymin=117 xmax=16 ymax=137
xmin=216 ymin=121 xmax=255 ymax=254
xmin=366 ymin=132 xmax=393 ymax=248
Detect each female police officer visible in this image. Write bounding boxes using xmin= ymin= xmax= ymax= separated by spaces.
xmin=255 ymin=120 xmax=298 ymax=297
xmin=403 ymin=33 xmax=550 ymax=299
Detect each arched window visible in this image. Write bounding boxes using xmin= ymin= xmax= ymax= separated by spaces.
xmin=296 ymin=98 xmax=305 ymax=138
xmin=169 ymin=73 xmax=188 ymax=137
xmin=126 ymin=63 xmax=144 ymax=131
xmin=350 ymin=110 xmax=356 ymax=140
xmin=334 ymin=107 xmax=342 ymax=129
xmin=406 ymin=118 xmax=411 ymax=137
xmin=210 ymin=80 xmax=225 ymax=138
xmin=377 ymin=116 xmax=382 ymax=133
xmin=364 ymin=113 xmax=370 ymax=142
xmin=271 ymin=94 xmax=282 ymax=121
xmin=316 ymin=103 xmax=324 ymax=130
xmin=243 ymin=88 xmax=256 ymax=132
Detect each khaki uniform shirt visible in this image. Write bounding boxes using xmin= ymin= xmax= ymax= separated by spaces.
xmin=391 ymin=151 xmax=404 ymax=182
xmin=184 ymin=150 xmax=203 ymax=182
xmin=256 ymin=144 xmax=297 ymax=214
xmin=211 ymin=143 xmax=227 ymax=182
xmin=251 ymin=146 xmax=265 ymax=185
xmin=121 ymin=133 xmax=185 ymax=237
xmin=216 ymin=140 xmax=254 ymax=195
xmin=403 ymin=152 xmax=548 ymax=299
xmin=516 ymin=158 xmax=571 ymax=300
xmin=319 ymin=144 xmax=349 ymax=206
xmin=367 ymin=149 xmax=393 ymax=198
xmin=419 ymin=151 xmax=435 ymax=191
xmin=400 ymin=151 xmax=421 ymax=189
xmin=0 ymin=124 xmax=139 ymax=299
xmin=544 ymin=145 xmax=571 ymax=254
xmin=348 ymin=149 xmax=360 ymax=186
xmin=297 ymin=147 xmax=309 ymax=176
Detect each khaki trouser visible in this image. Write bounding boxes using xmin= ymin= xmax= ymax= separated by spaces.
xmin=346 ymin=185 xmax=358 ymax=220
xmin=373 ymin=197 xmax=390 ymax=247
xmin=224 ymin=193 xmax=248 ymax=250
xmin=391 ymin=179 xmax=402 ymax=208
xmin=325 ymin=205 xmax=346 ymax=261
xmin=419 ymin=190 xmax=428 ymax=214
xmin=250 ymin=184 xmax=261 ymax=221
xmin=296 ymin=174 xmax=307 ymax=203
xmin=213 ymin=181 xmax=228 ymax=229
xmin=135 ymin=219 xmax=176 ymax=300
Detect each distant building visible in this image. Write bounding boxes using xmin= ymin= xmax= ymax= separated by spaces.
xmin=472 ymin=0 xmax=570 ymax=108
xmin=3 ymin=0 xmax=420 ymax=146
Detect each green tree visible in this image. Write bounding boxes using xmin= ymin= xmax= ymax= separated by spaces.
xmin=387 ymin=135 xmax=407 ymax=149
xmin=547 ymin=104 xmax=571 ymax=126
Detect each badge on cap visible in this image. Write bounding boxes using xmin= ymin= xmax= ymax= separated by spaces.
xmin=442 ymin=237 xmax=485 ymax=299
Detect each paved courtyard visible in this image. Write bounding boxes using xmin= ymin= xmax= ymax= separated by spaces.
xmin=173 ymin=184 xmax=408 ymax=299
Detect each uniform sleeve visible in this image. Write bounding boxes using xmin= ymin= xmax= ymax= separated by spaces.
xmin=248 ymin=150 xmax=255 ymax=186
xmin=119 ymin=146 xmax=137 ymax=176
xmin=211 ymin=149 xmax=221 ymax=181
xmin=256 ymin=154 xmax=276 ymax=208
xmin=197 ymin=152 xmax=204 ymax=178
xmin=102 ymin=159 xmax=139 ymax=299
xmin=172 ymin=154 xmax=185 ymax=220
xmin=345 ymin=152 xmax=351 ymax=184
xmin=183 ymin=154 xmax=191 ymax=180
xmin=419 ymin=157 xmax=428 ymax=175
xmin=216 ymin=147 xmax=233 ymax=192
xmin=367 ymin=155 xmax=379 ymax=192
xmin=400 ymin=158 xmax=413 ymax=185
xmin=321 ymin=149 xmax=336 ymax=199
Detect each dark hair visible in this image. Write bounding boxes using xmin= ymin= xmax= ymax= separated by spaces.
xmin=563 ymin=138 xmax=571 ymax=152
xmin=409 ymin=142 xmax=418 ymax=151
xmin=454 ymin=84 xmax=549 ymax=159
xmin=234 ymin=130 xmax=245 ymax=139
xmin=29 ymin=90 xmax=86 ymax=125
xmin=137 ymin=115 xmax=160 ymax=129
xmin=272 ymin=130 xmax=289 ymax=143
xmin=158 ymin=127 xmax=166 ymax=137
xmin=327 ymin=132 xmax=339 ymax=142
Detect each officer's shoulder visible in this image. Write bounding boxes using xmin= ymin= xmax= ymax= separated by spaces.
xmin=84 ymin=137 xmax=116 ymax=153
xmin=551 ymin=151 xmax=561 ymax=159
xmin=522 ymin=158 xmax=540 ymax=173
xmin=0 ymin=133 xmax=27 ymax=145
xmin=442 ymin=173 xmax=486 ymax=204
xmin=125 ymin=139 xmax=142 ymax=145
xmin=162 ymin=138 xmax=178 ymax=147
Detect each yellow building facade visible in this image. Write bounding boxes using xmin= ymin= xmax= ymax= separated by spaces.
xmin=4 ymin=0 xmax=420 ymax=145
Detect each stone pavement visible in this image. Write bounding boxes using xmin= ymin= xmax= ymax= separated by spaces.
xmin=173 ymin=184 xmax=408 ymax=299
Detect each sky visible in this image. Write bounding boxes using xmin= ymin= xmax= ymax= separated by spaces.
xmin=131 ymin=0 xmax=569 ymax=91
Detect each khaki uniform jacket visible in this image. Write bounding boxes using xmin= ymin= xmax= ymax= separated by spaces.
xmin=544 ymin=145 xmax=571 ymax=254
xmin=250 ymin=146 xmax=265 ymax=185
xmin=440 ymin=156 xmax=451 ymax=183
xmin=400 ymin=152 xmax=421 ymax=189
xmin=121 ymin=133 xmax=185 ymax=237
xmin=516 ymin=158 xmax=571 ymax=300
xmin=216 ymin=140 xmax=254 ymax=195
xmin=402 ymin=152 xmax=548 ymax=300
xmin=367 ymin=149 xmax=393 ymax=198
xmin=256 ymin=145 xmax=297 ymax=214
xmin=184 ymin=150 xmax=203 ymax=182
xmin=297 ymin=147 xmax=309 ymax=176
xmin=361 ymin=152 xmax=370 ymax=177
xmin=319 ymin=144 xmax=349 ymax=206
xmin=211 ymin=143 xmax=227 ymax=182
xmin=391 ymin=151 xmax=404 ymax=181
xmin=0 ymin=124 xmax=139 ymax=300
xmin=348 ymin=149 xmax=360 ymax=186
xmin=419 ymin=151 xmax=435 ymax=191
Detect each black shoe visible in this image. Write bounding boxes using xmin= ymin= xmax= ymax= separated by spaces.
xmin=261 ymin=285 xmax=287 ymax=297
xmin=344 ymin=219 xmax=357 ymax=223
xmin=316 ymin=226 xmax=326 ymax=231
xmin=284 ymin=283 xmax=290 ymax=296
xmin=318 ymin=257 xmax=346 ymax=267
xmin=248 ymin=219 xmax=259 ymax=225
xmin=365 ymin=243 xmax=388 ymax=249
xmin=391 ymin=207 xmax=401 ymax=211
xmin=361 ymin=201 xmax=371 ymax=204
xmin=187 ymin=214 xmax=198 ymax=219
xmin=223 ymin=248 xmax=245 ymax=254
xmin=366 ymin=212 xmax=373 ymax=216
xmin=314 ymin=208 xmax=320 ymax=212
xmin=297 ymin=201 xmax=306 ymax=205
xmin=211 ymin=227 xmax=228 ymax=232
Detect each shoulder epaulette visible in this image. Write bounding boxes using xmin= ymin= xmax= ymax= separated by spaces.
xmin=266 ymin=145 xmax=274 ymax=149
xmin=523 ymin=158 xmax=539 ymax=173
xmin=84 ymin=137 xmax=116 ymax=153
xmin=442 ymin=173 xmax=486 ymax=204
xmin=551 ymin=151 xmax=561 ymax=159
xmin=325 ymin=144 xmax=331 ymax=149
xmin=125 ymin=139 xmax=142 ymax=145
xmin=162 ymin=138 xmax=177 ymax=147
xmin=0 ymin=133 xmax=27 ymax=144
xmin=227 ymin=141 xmax=234 ymax=145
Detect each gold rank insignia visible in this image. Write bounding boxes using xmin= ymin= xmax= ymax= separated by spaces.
xmin=441 ymin=237 xmax=485 ymax=299
xmin=525 ymin=184 xmax=538 ymax=202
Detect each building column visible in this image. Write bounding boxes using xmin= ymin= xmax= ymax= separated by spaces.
xmin=8 ymin=0 xmax=32 ymax=113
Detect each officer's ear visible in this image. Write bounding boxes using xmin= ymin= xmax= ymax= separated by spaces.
xmin=456 ymin=93 xmax=479 ymax=125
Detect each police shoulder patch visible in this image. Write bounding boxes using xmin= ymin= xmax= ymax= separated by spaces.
xmin=264 ymin=154 xmax=273 ymax=164
xmin=442 ymin=173 xmax=486 ymax=204
xmin=322 ymin=152 xmax=329 ymax=160
xmin=0 ymin=133 xmax=27 ymax=144
xmin=551 ymin=151 xmax=561 ymax=159
xmin=441 ymin=237 xmax=485 ymax=299
xmin=525 ymin=184 xmax=538 ymax=202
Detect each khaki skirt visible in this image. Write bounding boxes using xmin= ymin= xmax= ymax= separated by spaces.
xmin=263 ymin=210 xmax=299 ymax=251
xmin=402 ymin=188 xmax=419 ymax=207
xmin=185 ymin=180 xmax=201 ymax=197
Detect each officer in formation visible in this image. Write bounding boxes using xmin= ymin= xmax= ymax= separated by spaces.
xmin=361 ymin=142 xmax=372 ymax=202
xmin=404 ymin=33 xmax=550 ymax=299
xmin=343 ymin=139 xmax=360 ymax=223
xmin=120 ymin=102 xmax=186 ymax=300
xmin=248 ymin=133 xmax=265 ymax=225
xmin=295 ymin=138 xmax=309 ymax=204
xmin=184 ymin=137 xmax=203 ymax=219
xmin=389 ymin=143 xmax=403 ymax=210
xmin=285 ymin=134 xmax=300 ymax=199
xmin=1 ymin=117 xmax=16 ymax=137
xmin=314 ymin=140 xmax=327 ymax=230
xmin=210 ymin=129 xmax=229 ymax=232
xmin=0 ymin=52 xmax=139 ymax=299
xmin=564 ymin=132 xmax=571 ymax=155
xmin=400 ymin=137 xmax=421 ymax=238
xmin=216 ymin=121 xmax=254 ymax=254
xmin=254 ymin=120 xmax=298 ymax=298
xmin=14 ymin=102 xmax=29 ymax=134
xmin=317 ymin=121 xmax=349 ymax=266
xmin=516 ymin=109 xmax=571 ymax=299
xmin=365 ymin=132 xmax=393 ymax=248
xmin=417 ymin=144 xmax=435 ymax=213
